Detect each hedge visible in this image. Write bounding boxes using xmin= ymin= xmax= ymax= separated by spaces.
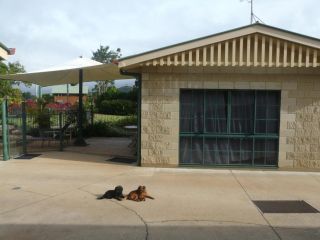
xmin=99 ymin=99 xmax=136 ymax=115
xmin=83 ymin=121 xmax=128 ymax=137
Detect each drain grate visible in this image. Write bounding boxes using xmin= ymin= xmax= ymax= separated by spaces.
xmin=253 ymin=200 xmax=319 ymax=213
xmin=14 ymin=154 xmax=41 ymax=160
xmin=107 ymin=157 xmax=136 ymax=164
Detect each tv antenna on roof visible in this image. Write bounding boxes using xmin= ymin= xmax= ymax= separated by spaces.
xmin=241 ymin=0 xmax=265 ymax=24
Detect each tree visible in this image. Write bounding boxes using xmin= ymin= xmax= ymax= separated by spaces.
xmin=95 ymin=86 xmax=137 ymax=115
xmin=0 ymin=61 xmax=26 ymax=101
xmin=7 ymin=61 xmax=25 ymax=74
xmin=92 ymin=45 xmax=121 ymax=64
xmin=91 ymin=45 xmax=121 ymax=95
xmin=22 ymin=92 xmax=36 ymax=100
xmin=41 ymin=94 xmax=54 ymax=103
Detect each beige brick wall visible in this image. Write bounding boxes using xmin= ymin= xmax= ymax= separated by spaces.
xmin=140 ymin=69 xmax=320 ymax=169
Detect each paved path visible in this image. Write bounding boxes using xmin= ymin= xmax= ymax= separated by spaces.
xmin=0 ymin=152 xmax=319 ymax=240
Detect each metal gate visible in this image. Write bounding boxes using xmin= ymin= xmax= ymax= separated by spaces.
xmin=1 ymin=98 xmax=84 ymax=160
xmin=1 ymin=99 xmax=24 ymax=160
xmin=0 ymin=99 xmax=4 ymax=159
xmin=7 ymin=101 xmax=24 ymax=158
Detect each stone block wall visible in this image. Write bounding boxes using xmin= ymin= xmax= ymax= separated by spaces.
xmin=140 ymin=67 xmax=320 ymax=169
xmin=284 ymin=76 xmax=320 ymax=169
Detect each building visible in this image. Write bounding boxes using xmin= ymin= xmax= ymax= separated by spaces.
xmin=118 ymin=23 xmax=320 ymax=169
xmin=51 ymin=84 xmax=89 ymax=105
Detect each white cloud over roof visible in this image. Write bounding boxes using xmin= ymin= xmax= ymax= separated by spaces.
xmin=2 ymin=0 xmax=320 ymax=72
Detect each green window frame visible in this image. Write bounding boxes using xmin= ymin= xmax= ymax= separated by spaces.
xmin=179 ymin=89 xmax=281 ymax=167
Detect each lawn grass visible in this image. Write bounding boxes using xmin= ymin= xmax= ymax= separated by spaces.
xmin=94 ymin=114 xmax=123 ymax=122
xmin=94 ymin=114 xmax=136 ymax=124
xmin=84 ymin=114 xmax=137 ymax=137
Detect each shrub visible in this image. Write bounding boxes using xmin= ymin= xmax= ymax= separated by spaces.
xmin=28 ymin=127 xmax=40 ymax=137
xmin=83 ymin=121 xmax=128 ymax=137
xmin=113 ymin=115 xmax=137 ymax=127
xmin=99 ymin=99 xmax=136 ymax=115
xmin=95 ymin=86 xmax=138 ymax=111
xmin=35 ymin=111 xmax=51 ymax=130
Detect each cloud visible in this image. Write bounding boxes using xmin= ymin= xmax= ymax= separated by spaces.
xmin=1 ymin=0 xmax=320 ymax=73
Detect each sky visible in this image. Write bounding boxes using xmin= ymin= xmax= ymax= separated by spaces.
xmin=1 ymin=0 xmax=320 ymax=92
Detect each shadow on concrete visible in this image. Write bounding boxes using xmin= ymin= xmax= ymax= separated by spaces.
xmin=64 ymin=137 xmax=135 ymax=158
xmin=23 ymin=137 xmax=136 ymax=165
xmin=21 ymin=151 xmax=138 ymax=167
xmin=0 ymin=223 xmax=319 ymax=240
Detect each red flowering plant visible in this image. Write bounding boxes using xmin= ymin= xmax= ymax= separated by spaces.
xmin=46 ymin=102 xmax=72 ymax=112
xmin=25 ymin=99 xmax=38 ymax=114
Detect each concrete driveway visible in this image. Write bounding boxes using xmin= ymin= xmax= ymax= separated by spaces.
xmin=0 ymin=152 xmax=319 ymax=240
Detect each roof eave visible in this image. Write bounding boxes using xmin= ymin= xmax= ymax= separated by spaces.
xmin=0 ymin=42 xmax=10 ymax=54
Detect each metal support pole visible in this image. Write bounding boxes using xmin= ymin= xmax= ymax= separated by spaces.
xmin=67 ymin=84 xmax=69 ymax=105
xmin=21 ymin=101 xmax=27 ymax=155
xmin=59 ymin=112 xmax=63 ymax=151
xmin=36 ymin=85 xmax=42 ymax=98
xmin=90 ymin=103 xmax=94 ymax=126
xmin=137 ymin=76 xmax=142 ymax=166
xmin=2 ymin=98 xmax=9 ymax=160
xmin=39 ymin=86 xmax=42 ymax=98
xmin=74 ymin=69 xmax=87 ymax=146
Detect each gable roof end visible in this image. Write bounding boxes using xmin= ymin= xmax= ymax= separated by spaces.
xmin=118 ymin=23 xmax=320 ymax=68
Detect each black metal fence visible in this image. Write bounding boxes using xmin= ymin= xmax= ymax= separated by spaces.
xmin=1 ymin=98 xmax=93 ymax=160
xmin=7 ymin=101 xmax=23 ymax=158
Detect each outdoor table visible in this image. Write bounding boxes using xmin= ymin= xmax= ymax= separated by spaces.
xmin=43 ymin=128 xmax=60 ymax=139
xmin=124 ymin=125 xmax=137 ymax=132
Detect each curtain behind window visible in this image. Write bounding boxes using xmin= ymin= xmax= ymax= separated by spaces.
xmin=180 ymin=90 xmax=203 ymax=133
xmin=205 ymin=91 xmax=228 ymax=133
xmin=230 ymin=91 xmax=254 ymax=134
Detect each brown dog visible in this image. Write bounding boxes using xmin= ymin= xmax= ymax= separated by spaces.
xmin=127 ymin=186 xmax=154 ymax=202
xmin=138 ymin=186 xmax=154 ymax=201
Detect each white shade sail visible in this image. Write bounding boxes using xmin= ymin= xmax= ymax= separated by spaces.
xmin=0 ymin=57 xmax=133 ymax=87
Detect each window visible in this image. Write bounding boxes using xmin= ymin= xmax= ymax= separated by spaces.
xmin=180 ymin=90 xmax=203 ymax=133
xmin=205 ymin=90 xmax=228 ymax=133
xmin=180 ymin=90 xmax=280 ymax=166
xmin=255 ymin=91 xmax=280 ymax=134
xmin=230 ymin=91 xmax=254 ymax=134
xmin=180 ymin=136 xmax=203 ymax=164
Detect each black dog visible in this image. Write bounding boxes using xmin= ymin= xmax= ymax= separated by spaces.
xmin=97 ymin=185 xmax=125 ymax=201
